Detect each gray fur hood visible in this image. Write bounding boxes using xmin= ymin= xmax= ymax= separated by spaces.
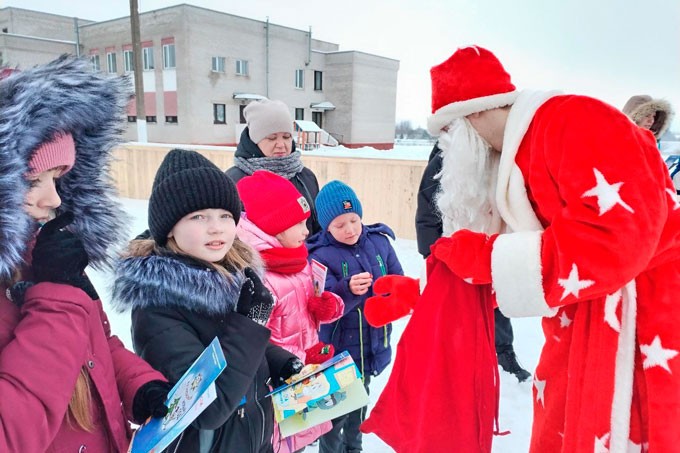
xmin=622 ymin=95 xmax=674 ymax=139
xmin=0 ymin=55 xmax=131 ymax=280
xmin=111 ymin=253 xmax=247 ymax=316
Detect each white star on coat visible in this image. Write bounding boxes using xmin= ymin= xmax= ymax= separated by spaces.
xmin=604 ymin=290 xmax=622 ymax=332
xmin=559 ymin=311 xmax=572 ymax=328
xmin=594 ymin=433 xmax=610 ymax=453
xmin=581 ymin=168 xmax=634 ymax=215
xmin=666 ymin=188 xmax=680 ymax=210
xmin=533 ymin=378 xmax=546 ymax=407
xmin=558 ymin=264 xmax=595 ymax=301
xmin=640 ymin=335 xmax=679 ymax=372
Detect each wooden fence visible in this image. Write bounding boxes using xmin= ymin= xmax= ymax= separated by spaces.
xmin=111 ymin=143 xmax=427 ymax=240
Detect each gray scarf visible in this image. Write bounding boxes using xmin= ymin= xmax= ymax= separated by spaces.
xmin=233 ymin=151 xmax=305 ymax=180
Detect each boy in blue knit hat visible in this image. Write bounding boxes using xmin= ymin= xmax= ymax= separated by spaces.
xmin=306 ymin=180 xmax=404 ymax=453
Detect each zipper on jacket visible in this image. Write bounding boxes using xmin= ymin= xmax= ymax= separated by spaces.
xmin=255 ymin=385 xmax=266 ymax=447
xmin=357 ymin=307 xmax=366 ymax=382
xmin=376 ymin=254 xmax=387 ymax=276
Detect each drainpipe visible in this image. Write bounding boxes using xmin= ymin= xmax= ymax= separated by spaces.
xmin=74 ymin=17 xmax=80 ymax=56
xmin=305 ymin=26 xmax=311 ymax=66
xmin=265 ymin=16 xmax=269 ymax=98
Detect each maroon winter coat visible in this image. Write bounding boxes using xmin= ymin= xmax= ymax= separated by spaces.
xmin=0 ymin=281 xmax=165 ymax=452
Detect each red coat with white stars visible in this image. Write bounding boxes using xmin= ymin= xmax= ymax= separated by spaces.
xmin=490 ymin=94 xmax=680 ymax=453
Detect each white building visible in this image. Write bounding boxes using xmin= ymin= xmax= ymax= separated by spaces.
xmin=1 ymin=5 xmax=399 ymax=148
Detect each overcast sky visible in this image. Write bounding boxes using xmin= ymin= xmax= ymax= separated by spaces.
xmin=4 ymin=0 xmax=679 ymax=131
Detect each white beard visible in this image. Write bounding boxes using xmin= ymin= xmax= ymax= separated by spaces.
xmin=434 ymin=118 xmax=501 ymax=236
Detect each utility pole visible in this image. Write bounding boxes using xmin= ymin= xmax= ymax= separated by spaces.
xmin=129 ymin=0 xmax=147 ymax=142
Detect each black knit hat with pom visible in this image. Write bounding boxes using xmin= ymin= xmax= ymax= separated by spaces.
xmin=149 ymin=148 xmax=241 ymax=245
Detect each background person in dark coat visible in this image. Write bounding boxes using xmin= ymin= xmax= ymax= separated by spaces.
xmin=307 ymin=180 xmax=403 ymax=453
xmin=113 ymin=149 xmax=302 ymax=453
xmin=226 ymin=99 xmax=322 ymax=235
xmin=415 ymin=142 xmax=531 ymax=382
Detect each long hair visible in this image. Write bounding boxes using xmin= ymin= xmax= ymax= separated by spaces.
xmin=124 ymin=236 xmax=259 ymax=281
xmin=66 ymin=367 xmax=95 ymax=432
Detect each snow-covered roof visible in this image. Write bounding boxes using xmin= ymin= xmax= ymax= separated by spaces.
xmin=295 ymin=120 xmax=323 ymax=132
xmin=310 ymin=101 xmax=336 ymax=110
xmin=233 ymin=93 xmax=268 ymax=101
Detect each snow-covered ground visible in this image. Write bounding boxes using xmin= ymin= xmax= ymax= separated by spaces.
xmin=89 ymin=197 xmax=544 ymax=453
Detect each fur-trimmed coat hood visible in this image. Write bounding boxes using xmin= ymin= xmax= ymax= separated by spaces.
xmin=0 ymin=55 xmax=131 ymax=280
xmin=622 ymin=95 xmax=674 ymax=139
xmin=111 ymin=250 xmax=249 ymax=316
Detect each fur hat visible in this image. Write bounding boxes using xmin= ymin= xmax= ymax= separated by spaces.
xmin=427 ymin=46 xmax=518 ymax=135
xmin=315 ymin=180 xmax=363 ymax=231
xmin=0 ymin=55 xmax=131 ymax=280
xmin=245 ymin=100 xmax=293 ymax=144
xmin=28 ymin=132 xmax=76 ymax=177
xmin=236 ymin=170 xmax=311 ymax=236
xmin=622 ymin=95 xmax=674 ymax=139
xmin=148 ymin=149 xmax=242 ymax=245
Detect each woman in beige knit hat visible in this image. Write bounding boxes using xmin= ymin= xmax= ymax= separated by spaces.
xmin=622 ymin=94 xmax=674 ymax=142
xmin=226 ymin=99 xmax=322 ymax=234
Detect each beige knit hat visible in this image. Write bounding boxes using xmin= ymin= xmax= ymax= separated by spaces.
xmin=244 ymin=100 xmax=294 ymax=143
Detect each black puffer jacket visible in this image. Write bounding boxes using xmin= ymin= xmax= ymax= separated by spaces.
xmin=226 ymin=128 xmax=321 ymax=235
xmin=113 ymin=252 xmax=295 ymax=453
xmin=415 ymin=144 xmax=443 ymax=257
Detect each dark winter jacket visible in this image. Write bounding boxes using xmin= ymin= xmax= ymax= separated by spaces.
xmin=306 ymin=223 xmax=403 ymax=377
xmin=112 ymin=251 xmax=296 ymax=453
xmin=226 ymin=127 xmax=322 ymax=235
xmin=415 ymin=143 xmax=443 ymax=257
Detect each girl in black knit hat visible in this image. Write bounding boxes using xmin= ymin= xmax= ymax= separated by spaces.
xmin=113 ymin=148 xmax=303 ymax=453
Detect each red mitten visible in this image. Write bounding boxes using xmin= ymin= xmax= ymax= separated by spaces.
xmin=364 ymin=275 xmax=420 ymax=327
xmin=308 ymin=291 xmax=338 ymax=322
xmin=304 ymin=342 xmax=335 ymax=365
xmin=431 ymin=229 xmax=498 ymax=284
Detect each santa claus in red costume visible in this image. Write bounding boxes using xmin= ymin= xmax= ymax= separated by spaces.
xmin=363 ymin=46 xmax=680 ymax=453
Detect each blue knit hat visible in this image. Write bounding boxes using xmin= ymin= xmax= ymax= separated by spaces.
xmin=315 ymin=180 xmax=363 ymax=230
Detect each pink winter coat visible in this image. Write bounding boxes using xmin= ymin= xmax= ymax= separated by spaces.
xmin=236 ymin=214 xmax=343 ymax=452
xmin=0 ymin=281 xmax=166 ymax=452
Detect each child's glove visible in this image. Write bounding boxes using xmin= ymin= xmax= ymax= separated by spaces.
xmin=364 ymin=275 xmax=420 ymax=327
xmin=279 ymin=357 xmax=304 ymax=384
xmin=304 ymin=342 xmax=335 ymax=365
xmin=237 ymin=268 xmax=274 ymax=325
xmin=308 ymin=291 xmax=338 ymax=322
xmin=132 ymin=380 xmax=172 ymax=423
xmin=31 ymin=212 xmax=99 ymax=300
xmin=431 ymin=230 xmax=499 ymax=285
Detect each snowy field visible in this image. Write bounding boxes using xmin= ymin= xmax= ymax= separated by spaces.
xmin=88 ymin=197 xmax=544 ymax=453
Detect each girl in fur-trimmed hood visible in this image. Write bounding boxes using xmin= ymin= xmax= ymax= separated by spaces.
xmin=0 ymin=56 xmax=169 ymax=452
xmin=112 ymin=148 xmax=302 ymax=453
xmin=622 ymin=94 xmax=675 ymax=140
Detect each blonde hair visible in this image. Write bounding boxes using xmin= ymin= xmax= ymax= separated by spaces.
xmin=66 ymin=367 xmax=95 ymax=432
xmin=124 ymin=236 xmax=259 ymax=281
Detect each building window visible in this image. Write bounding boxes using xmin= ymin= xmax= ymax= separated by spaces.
xmin=123 ymin=50 xmax=134 ymax=72
xmin=213 ymin=104 xmax=226 ymax=124
xmin=165 ymin=116 xmax=178 ymax=124
xmin=235 ymin=59 xmax=249 ymax=76
xmin=163 ymin=44 xmax=176 ymax=69
xmin=314 ymin=71 xmax=323 ymax=91
xmin=127 ymin=116 xmax=136 ymax=122
xmin=295 ymin=108 xmax=304 ymax=120
xmin=312 ymin=111 xmax=323 ymax=129
xmin=107 ymin=52 xmax=117 ymax=73
xmin=142 ymin=47 xmax=155 ymax=71
xmin=239 ymin=105 xmax=247 ymax=124
xmin=295 ymin=69 xmax=304 ymax=89
xmin=211 ymin=57 xmax=225 ymax=73
xmin=90 ymin=54 xmax=100 ymax=72
xmin=146 ymin=115 xmax=157 ymax=123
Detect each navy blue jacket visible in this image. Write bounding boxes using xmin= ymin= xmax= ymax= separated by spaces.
xmin=307 ymin=223 xmax=403 ymax=377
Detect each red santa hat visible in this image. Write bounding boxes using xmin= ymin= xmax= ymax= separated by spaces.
xmin=427 ymin=46 xmax=519 ymax=136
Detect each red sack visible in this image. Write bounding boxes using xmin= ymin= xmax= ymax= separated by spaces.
xmin=360 ymin=255 xmax=499 ymax=453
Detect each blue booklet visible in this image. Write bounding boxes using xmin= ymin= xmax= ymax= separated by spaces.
xmin=129 ymin=337 xmax=227 ymax=453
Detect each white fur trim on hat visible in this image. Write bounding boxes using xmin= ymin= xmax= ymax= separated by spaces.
xmin=427 ymin=91 xmax=519 ymax=136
